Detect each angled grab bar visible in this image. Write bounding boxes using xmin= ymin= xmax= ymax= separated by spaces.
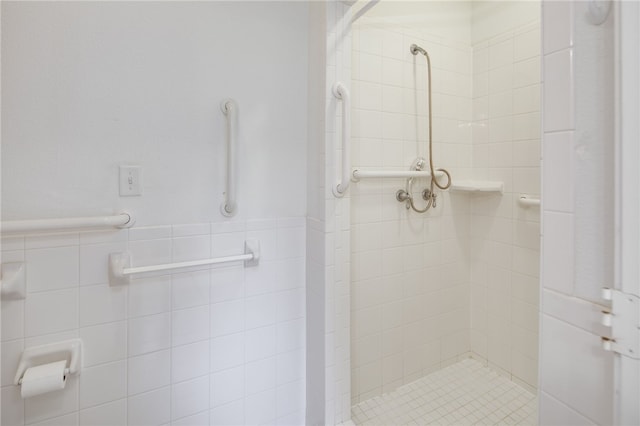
xmin=1 ymin=212 xmax=134 ymax=234
xmin=220 ymin=99 xmax=238 ymax=217
xmin=109 ymin=239 xmax=260 ymax=286
xmin=333 ymin=82 xmax=351 ymax=197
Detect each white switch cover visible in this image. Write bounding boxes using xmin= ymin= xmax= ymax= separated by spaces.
xmin=119 ymin=165 xmax=142 ymax=196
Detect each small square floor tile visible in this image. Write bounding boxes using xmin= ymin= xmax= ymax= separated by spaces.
xmin=352 ymin=359 xmax=537 ymax=426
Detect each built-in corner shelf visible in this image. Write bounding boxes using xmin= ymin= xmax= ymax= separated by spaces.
xmin=449 ymin=180 xmax=504 ymax=194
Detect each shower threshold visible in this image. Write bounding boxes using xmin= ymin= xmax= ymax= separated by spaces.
xmin=351 ymin=358 xmax=537 ymax=426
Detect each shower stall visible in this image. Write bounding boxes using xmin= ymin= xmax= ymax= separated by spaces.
xmin=337 ymin=1 xmax=541 ymax=423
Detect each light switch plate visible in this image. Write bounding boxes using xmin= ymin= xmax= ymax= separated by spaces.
xmin=119 ymin=165 xmax=142 ymax=196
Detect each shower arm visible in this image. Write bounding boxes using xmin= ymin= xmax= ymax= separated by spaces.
xmin=410 ymin=44 xmax=428 ymax=56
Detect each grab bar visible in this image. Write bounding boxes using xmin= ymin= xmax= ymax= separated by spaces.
xmin=518 ymin=195 xmax=541 ymax=208
xmin=1 ymin=212 xmax=134 ymax=234
xmin=352 ymin=169 xmax=446 ymax=181
xmin=220 ymin=99 xmax=238 ymax=217
xmin=333 ymin=83 xmax=351 ymax=197
xmin=109 ymin=239 xmax=259 ymax=285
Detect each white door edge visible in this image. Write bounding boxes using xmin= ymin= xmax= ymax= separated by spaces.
xmin=614 ymin=1 xmax=640 ymax=424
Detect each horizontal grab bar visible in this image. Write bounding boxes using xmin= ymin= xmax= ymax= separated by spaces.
xmin=123 ymin=254 xmax=253 ymax=275
xmin=1 ymin=212 xmax=134 ymax=234
xmin=352 ymin=169 xmax=446 ymax=181
xmin=109 ymin=239 xmax=260 ymax=285
xmin=518 ymin=195 xmax=541 ymax=208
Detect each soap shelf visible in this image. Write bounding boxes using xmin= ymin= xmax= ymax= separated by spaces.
xmin=450 ymin=180 xmax=504 ymax=194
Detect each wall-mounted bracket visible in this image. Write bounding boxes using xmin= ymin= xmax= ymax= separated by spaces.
xmin=1 ymin=262 xmax=26 ymax=300
xmin=601 ymin=288 xmax=640 ymax=360
xmin=244 ymin=239 xmax=260 ymax=267
xmin=109 ymin=252 xmax=131 ymax=286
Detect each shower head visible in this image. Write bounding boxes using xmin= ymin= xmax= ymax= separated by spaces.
xmin=410 ymin=44 xmax=427 ymax=56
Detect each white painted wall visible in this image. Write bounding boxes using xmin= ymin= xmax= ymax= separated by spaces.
xmin=471 ymin=1 xmax=542 ymax=44
xmin=616 ymin=3 xmax=640 ymax=423
xmin=1 ymin=2 xmax=309 ymax=425
xmin=2 ymin=1 xmax=308 ymax=226
xmin=306 ymin=2 xmax=328 ymax=425
xmin=0 ymin=3 xmax=3 ymax=425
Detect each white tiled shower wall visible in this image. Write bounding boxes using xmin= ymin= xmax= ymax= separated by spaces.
xmin=349 ymin=3 xmax=541 ymax=404
xmin=1 ymin=220 xmax=306 ymax=426
xmin=469 ymin=21 xmax=541 ymax=391
xmin=350 ymin=19 xmax=473 ymax=404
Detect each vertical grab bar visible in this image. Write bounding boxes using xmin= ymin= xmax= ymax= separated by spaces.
xmin=220 ymin=99 xmax=237 ymax=217
xmin=333 ymin=82 xmax=351 ymax=197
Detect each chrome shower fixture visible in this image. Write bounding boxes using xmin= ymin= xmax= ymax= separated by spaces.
xmin=410 ymin=43 xmax=427 ymax=56
xmin=396 ymin=42 xmax=451 ymax=214
xmin=396 ymin=157 xmax=438 ymax=213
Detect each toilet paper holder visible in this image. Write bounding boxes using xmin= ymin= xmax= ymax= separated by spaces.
xmin=14 ymin=339 xmax=83 ymax=386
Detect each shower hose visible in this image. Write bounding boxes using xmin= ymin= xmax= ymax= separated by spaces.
xmin=405 ymin=44 xmax=452 ymax=213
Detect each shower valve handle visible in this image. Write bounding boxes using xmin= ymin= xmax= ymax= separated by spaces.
xmin=422 ymin=189 xmax=437 ymax=207
xmin=396 ymin=189 xmax=410 ymax=202
xmin=396 ymin=189 xmax=412 ymax=209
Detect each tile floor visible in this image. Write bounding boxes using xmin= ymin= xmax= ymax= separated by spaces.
xmin=351 ymin=358 xmax=537 ymax=425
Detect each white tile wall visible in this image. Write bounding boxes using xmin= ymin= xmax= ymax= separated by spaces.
xmin=539 ymin=0 xmax=614 ymax=424
xmin=319 ymin=2 xmax=354 ymax=425
xmin=539 ymin=315 xmax=612 ymax=425
xmin=543 ymin=50 xmax=574 ymax=132
xmin=542 ymin=1 xmax=574 ymax=55
xmin=349 ymin=10 xmax=541 ymax=407
xmin=470 ymin=21 xmax=541 ymax=392
xmin=350 ymin=20 xmax=473 ymax=404
xmin=1 ymin=219 xmax=306 ymax=426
